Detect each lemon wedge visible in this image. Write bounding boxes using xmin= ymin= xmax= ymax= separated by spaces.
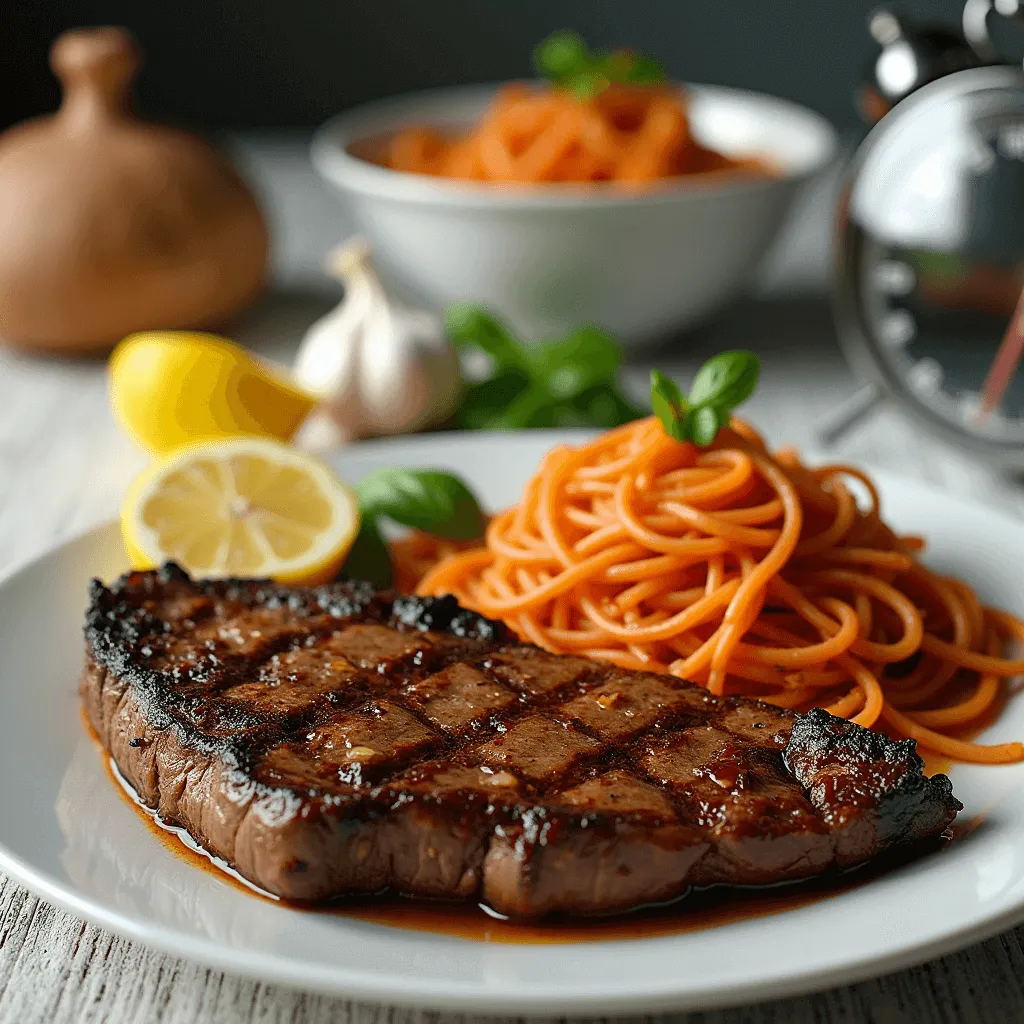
xmin=121 ymin=437 xmax=360 ymax=585
xmin=110 ymin=331 xmax=317 ymax=455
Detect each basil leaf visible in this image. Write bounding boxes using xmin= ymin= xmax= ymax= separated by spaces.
xmin=448 ymin=304 xmax=642 ymax=432
xmin=568 ymin=68 xmax=609 ymax=100
xmin=341 ymin=519 xmax=392 ymax=588
xmin=689 ymin=351 xmax=760 ymax=410
xmin=527 ymin=325 xmax=622 ymax=400
xmin=601 ymin=49 xmax=666 ymax=86
xmin=356 ymin=468 xmax=484 ymax=540
xmin=445 ymin=304 xmax=527 ymax=372
xmin=650 ymin=369 xmax=689 ymax=441
xmin=568 ymin=384 xmax=645 ymax=428
xmin=534 ymin=32 xmax=664 ymax=96
xmin=457 ymin=372 xmax=530 ymax=430
xmin=690 ymin=405 xmax=726 ymax=448
xmin=492 ymin=383 xmax=559 ymax=428
xmin=533 ymin=29 xmax=590 ymax=84
xmin=651 ymin=353 xmax=759 ymax=448
xmin=621 ymin=54 xmax=666 ymax=85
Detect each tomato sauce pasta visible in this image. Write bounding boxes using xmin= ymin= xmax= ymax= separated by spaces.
xmin=381 ymin=83 xmax=767 ymax=185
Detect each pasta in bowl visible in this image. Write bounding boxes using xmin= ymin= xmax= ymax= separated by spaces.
xmin=376 ymin=79 xmax=770 ymax=185
xmin=312 ymin=80 xmax=836 ymax=343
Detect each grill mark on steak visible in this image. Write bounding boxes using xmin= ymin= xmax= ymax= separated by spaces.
xmin=81 ymin=564 xmax=961 ymax=918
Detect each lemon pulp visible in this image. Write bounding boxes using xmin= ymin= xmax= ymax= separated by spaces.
xmin=122 ymin=437 xmax=359 ymax=585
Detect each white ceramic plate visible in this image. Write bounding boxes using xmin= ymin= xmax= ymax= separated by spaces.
xmin=1 ymin=430 xmax=1024 ymax=1016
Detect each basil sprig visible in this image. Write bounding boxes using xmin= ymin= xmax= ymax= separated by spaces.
xmin=447 ymin=304 xmax=643 ymax=430
xmin=651 ymin=351 xmax=760 ymax=447
xmin=533 ymin=30 xmax=665 ymax=99
xmin=343 ymin=468 xmax=485 ymax=588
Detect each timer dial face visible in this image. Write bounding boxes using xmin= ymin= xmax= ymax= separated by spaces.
xmin=860 ymin=240 xmax=1024 ymax=443
xmin=841 ymin=66 xmax=1024 ymax=456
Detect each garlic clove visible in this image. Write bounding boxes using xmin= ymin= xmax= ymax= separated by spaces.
xmin=292 ymin=236 xmax=462 ymax=442
xmin=357 ymin=308 xmax=461 ymax=435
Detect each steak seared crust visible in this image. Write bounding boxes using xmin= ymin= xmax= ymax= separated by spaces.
xmin=81 ymin=565 xmax=961 ymax=918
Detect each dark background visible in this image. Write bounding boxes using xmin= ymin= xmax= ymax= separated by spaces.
xmin=3 ymin=0 xmax=974 ymax=135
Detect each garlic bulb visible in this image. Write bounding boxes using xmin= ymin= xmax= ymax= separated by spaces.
xmin=292 ymin=238 xmax=461 ymax=445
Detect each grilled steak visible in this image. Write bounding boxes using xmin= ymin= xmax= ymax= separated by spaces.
xmin=80 ymin=565 xmax=960 ymax=918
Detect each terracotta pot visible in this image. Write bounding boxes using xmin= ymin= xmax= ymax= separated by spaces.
xmin=0 ymin=27 xmax=269 ymax=355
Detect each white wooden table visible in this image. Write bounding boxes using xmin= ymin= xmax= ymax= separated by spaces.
xmin=2 ymin=136 xmax=1024 ymax=1023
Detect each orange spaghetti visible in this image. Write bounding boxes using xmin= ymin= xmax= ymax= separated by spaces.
xmin=416 ymin=417 xmax=1024 ymax=764
xmin=389 ymin=527 xmax=491 ymax=596
xmin=381 ymin=83 xmax=766 ymax=185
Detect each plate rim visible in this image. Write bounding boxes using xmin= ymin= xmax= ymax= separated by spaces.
xmin=0 ymin=432 xmax=1023 ymax=1013
xmin=4 ymin=801 xmax=1024 ymax=1016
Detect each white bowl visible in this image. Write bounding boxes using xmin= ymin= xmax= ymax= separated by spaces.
xmin=312 ymin=84 xmax=837 ymax=344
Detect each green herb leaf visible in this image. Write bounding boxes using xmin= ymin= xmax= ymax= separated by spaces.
xmin=526 ymin=324 xmax=623 ymax=400
xmin=567 ymin=67 xmax=609 ymax=100
xmin=621 ymin=53 xmax=666 ymax=85
xmin=690 ymin=404 xmax=725 ymax=447
xmin=343 ymin=468 xmax=486 ymax=587
xmin=650 ymin=369 xmax=689 ymax=441
xmin=689 ymin=351 xmax=760 ymax=410
xmin=456 ymin=371 xmax=532 ymax=430
xmin=533 ymin=31 xmax=665 ymax=97
xmin=481 ymin=382 xmax=561 ymax=429
xmin=650 ymin=351 xmax=759 ymax=448
xmin=533 ymin=29 xmax=590 ymax=85
xmin=568 ymin=384 xmax=646 ymax=428
xmin=341 ymin=518 xmax=392 ymax=589
xmin=445 ymin=304 xmax=527 ymax=372
xmin=602 ymin=49 xmax=665 ymax=86
xmin=356 ymin=468 xmax=484 ymax=540
xmin=450 ymin=304 xmax=642 ymax=431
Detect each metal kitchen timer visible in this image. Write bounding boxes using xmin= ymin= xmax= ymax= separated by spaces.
xmin=832 ymin=1 xmax=1024 ymax=468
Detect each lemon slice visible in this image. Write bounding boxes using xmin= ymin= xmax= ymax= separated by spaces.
xmin=110 ymin=331 xmax=317 ymax=455
xmin=122 ymin=438 xmax=360 ymax=585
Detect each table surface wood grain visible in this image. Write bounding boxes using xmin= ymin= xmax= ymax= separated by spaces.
xmin=2 ymin=136 xmax=1024 ymax=1024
